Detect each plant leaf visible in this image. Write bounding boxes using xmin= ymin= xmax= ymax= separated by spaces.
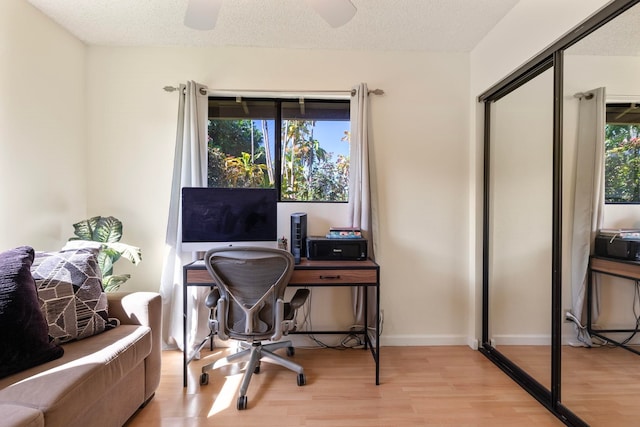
xmin=103 ymin=274 xmax=131 ymax=292
xmin=98 ymin=250 xmax=115 ymax=277
xmin=94 ymin=216 xmax=123 ymax=243
xmin=107 ymin=242 xmax=142 ymax=265
xmin=72 ymin=216 xmax=100 ymax=240
xmin=68 ymin=215 xmax=141 ymax=284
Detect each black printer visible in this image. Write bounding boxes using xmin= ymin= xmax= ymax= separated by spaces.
xmin=594 ymin=229 xmax=640 ymax=261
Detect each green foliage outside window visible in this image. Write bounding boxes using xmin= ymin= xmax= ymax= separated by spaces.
xmin=280 ymin=120 xmax=349 ymax=201
xmin=208 ymin=120 xmax=271 ymax=188
xmin=207 ymin=117 xmax=349 ymax=202
xmin=605 ymin=123 xmax=640 ymax=203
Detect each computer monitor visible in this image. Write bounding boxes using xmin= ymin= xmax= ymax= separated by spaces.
xmin=181 ymin=187 xmax=278 ymax=252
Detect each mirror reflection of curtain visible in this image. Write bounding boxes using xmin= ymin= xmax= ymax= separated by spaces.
xmin=570 ymin=87 xmax=605 ymax=345
xmin=349 ymin=83 xmax=377 ymax=328
xmin=159 ymin=81 xmax=209 ymax=351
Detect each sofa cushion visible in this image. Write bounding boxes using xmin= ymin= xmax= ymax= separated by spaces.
xmin=0 ymin=324 xmax=151 ymax=426
xmin=0 ymin=403 xmax=44 ymax=427
xmin=31 ymin=249 xmax=116 ymax=344
xmin=0 ymin=246 xmax=64 ymax=379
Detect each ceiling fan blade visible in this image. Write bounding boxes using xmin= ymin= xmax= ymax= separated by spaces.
xmin=184 ymin=0 xmax=222 ymax=31
xmin=306 ymin=0 xmax=357 ymax=28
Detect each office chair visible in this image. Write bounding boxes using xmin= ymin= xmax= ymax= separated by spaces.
xmin=199 ymin=246 xmax=309 ymax=410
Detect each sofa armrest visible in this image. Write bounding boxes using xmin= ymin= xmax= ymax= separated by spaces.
xmin=107 ymin=291 xmax=160 ymax=327
xmin=107 ymin=292 xmax=162 ymax=401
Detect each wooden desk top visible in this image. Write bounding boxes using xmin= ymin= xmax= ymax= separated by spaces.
xmin=184 ymin=258 xmax=378 ymax=285
xmin=590 ymin=256 xmax=640 ymax=281
xmin=186 ymin=258 xmax=378 ymax=269
xmin=294 ymin=258 xmax=378 ymax=269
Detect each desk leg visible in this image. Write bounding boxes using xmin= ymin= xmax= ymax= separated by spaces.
xmin=363 ymin=283 xmax=380 ymax=385
xmin=183 ymin=269 xmax=188 ymax=388
xmin=376 ymin=281 xmax=380 ymax=385
xmin=363 ymin=285 xmax=369 ymax=351
xmin=587 ymin=268 xmax=593 ymax=334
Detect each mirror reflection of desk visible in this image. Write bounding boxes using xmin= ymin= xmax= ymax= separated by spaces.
xmin=182 ymin=258 xmax=380 ymax=387
xmin=588 ymin=256 xmax=640 ymax=355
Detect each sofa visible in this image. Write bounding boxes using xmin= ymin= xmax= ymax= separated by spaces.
xmin=0 ymin=246 xmax=162 ymax=427
xmin=0 ymin=291 xmax=161 ymax=427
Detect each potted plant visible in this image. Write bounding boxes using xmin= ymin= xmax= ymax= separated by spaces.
xmin=68 ymin=216 xmax=142 ymax=291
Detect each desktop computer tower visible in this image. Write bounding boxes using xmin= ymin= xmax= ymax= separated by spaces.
xmin=290 ymin=212 xmax=307 ymax=264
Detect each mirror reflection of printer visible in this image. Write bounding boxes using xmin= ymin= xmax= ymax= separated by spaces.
xmin=595 ymin=229 xmax=640 ymax=261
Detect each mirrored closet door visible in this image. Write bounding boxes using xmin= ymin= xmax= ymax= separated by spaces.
xmin=480 ymin=1 xmax=640 ymax=425
xmin=487 ymin=68 xmax=554 ymax=391
xmin=561 ymin=2 xmax=640 ymax=425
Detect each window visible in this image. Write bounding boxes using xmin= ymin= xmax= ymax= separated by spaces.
xmin=605 ymin=103 xmax=640 ymax=203
xmin=207 ymin=97 xmax=350 ymax=202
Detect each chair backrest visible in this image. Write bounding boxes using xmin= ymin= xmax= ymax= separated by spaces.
xmin=204 ymin=246 xmax=294 ymax=342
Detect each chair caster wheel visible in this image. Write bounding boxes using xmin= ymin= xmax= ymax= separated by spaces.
xmin=297 ymin=373 xmax=306 ymax=386
xmin=254 ymin=363 xmax=261 ymax=374
xmin=199 ymin=373 xmax=209 ymax=385
xmin=237 ymin=395 xmax=248 ymax=410
xmin=287 ymin=346 xmax=295 ymax=357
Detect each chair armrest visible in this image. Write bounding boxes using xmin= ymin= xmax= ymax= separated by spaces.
xmin=205 ymin=288 xmax=220 ymax=309
xmin=107 ymin=291 xmax=162 ymax=401
xmin=215 ymin=297 xmax=229 ymax=340
xmin=289 ymin=288 xmax=310 ymax=310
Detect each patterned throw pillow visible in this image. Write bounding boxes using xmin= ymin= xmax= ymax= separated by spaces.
xmin=0 ymin=246 xmax=64 ymax=378
xmin=31 ymin=248 xmax=117 ymax=344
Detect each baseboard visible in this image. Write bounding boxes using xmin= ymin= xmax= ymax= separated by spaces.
xmin=189 ymin=333 xmax=480 ymax=349
xmin=380 ymin=334 xmax=469 ymax=346
xmin=489 ymin=334 xmax=551 ymax=346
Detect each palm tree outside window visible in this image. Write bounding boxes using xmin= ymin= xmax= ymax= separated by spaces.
xmin=207 ymin=97 xmax=350 ymax=202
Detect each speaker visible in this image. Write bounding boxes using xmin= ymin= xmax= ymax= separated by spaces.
xmin=290 ymin=212 xmax=307 ymax=264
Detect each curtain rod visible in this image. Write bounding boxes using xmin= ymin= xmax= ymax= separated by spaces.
xmin=574 ymin=92 xmax=640 ymax=101
xmin=573 ymin=92 xmax=594 ymax=99
xmin=163 ymin=86 xmax=384 ymax=96
xmin=163 ymin=86 xmax=208 ymax=95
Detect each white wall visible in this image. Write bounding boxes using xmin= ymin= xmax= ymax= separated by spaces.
xmin=85 ymin=46 xmax=471 ymax=345
xmin=4 ymin=0 xmax=623 ymax=348
xmin=0 ymin=0 xmax=87 ymax=251
xmin=471 ymin=0 xmax=611 ymax=96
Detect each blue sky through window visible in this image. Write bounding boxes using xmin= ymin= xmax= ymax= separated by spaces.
xmin=252 ymin=119 xmax=350 ymax=159
xmin=313 ymin=120 xmax=350 ymax=159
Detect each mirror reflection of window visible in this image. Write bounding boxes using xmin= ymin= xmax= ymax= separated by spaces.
xmin=605 ymin=102 xmax=640 ymax=203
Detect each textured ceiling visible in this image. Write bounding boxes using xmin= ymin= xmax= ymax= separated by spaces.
xmin=26 ymin=0 xmax=520 ymax=51
xmin=567 ymin=2 xmax=640 ymax=56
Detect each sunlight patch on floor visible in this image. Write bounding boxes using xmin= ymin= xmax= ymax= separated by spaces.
xmin=208 ymin=372 xmax=243 ymax=416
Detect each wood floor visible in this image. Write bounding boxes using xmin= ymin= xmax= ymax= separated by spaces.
xmin=125 ymin=346 xmax=565 ymax=427
xmin=502 ymin=344 xmax=640 ymax=426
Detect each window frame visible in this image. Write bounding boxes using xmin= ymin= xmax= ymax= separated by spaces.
xmin=207 ymin=96 xmax=351 ymax=203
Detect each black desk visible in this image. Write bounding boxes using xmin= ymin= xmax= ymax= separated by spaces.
xmin=588 ymin=256 xmax=640 ymax=355
xmin=182 ymin=258 xmax=381 ymax=387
